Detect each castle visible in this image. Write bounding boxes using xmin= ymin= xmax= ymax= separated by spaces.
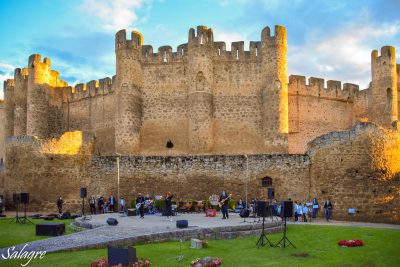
xmin=0 ymin=25 xmax=399 ymax=223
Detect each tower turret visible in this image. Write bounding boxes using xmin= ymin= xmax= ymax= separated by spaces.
xmin=187 ymin=26 xmax=214 ymax=153
xmin=114 ymin=30 xmax=144 ymax=154
xmin=27 ymin=54 xmax=51 ymax=138
xmin=13 ymin=68 xmax=28 ymax=135
xmin=371 ymin=46 xmax=398 ymax=127
xmin=260 ymin=25 xmax=289 ymax=153
xmin=3 ymin=79 xmax=15 ymax=137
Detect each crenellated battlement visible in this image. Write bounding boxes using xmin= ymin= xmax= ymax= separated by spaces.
xmin=115 ymin=29 xmax=143 ymax=52
xmin=288 ymin=75 xmax=360 ymax=101
xmin=62 ymin=77 xmax=115 ymax=103
xmin=3 ymin=79 xmax=15 ymax=93
xmin=261 ymin=25 xmax=287 ymax=47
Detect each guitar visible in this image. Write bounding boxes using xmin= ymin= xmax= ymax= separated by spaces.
xmin=218 ymin=193 xmax=232 ymax=208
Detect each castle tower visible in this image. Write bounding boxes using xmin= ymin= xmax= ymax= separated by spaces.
xmin=260 ymin=25 xmax=289 ymax=153
xmin=187 ymin=26 xmax=214 ymax=153
xmin=27 ymin=54 xmax=51 ymax=138
xmin=114 ymin=30 xmax=143 ymax=154
xmin=13 ymin=68 xmax=28 ymax=135
xmin=371 ymin=46 xmax=398 ymax=127
xmin=3 ymin=79 xmax=15 ymax=137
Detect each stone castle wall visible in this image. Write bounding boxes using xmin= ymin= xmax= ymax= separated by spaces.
xmin=2 ymin=123 xmax=399 ymax=223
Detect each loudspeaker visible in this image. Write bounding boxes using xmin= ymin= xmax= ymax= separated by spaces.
xmin=127 ymin=209 xmax=136 ymax=216
xmin=107 ymin=218 xmax=119 ymax=226
xmin=257 ymin=201 xmax=266 ymax=217
xmin=36 ymin=222 xmax=65 ymax=236
xmin=20 ymin=193 xmax=29 ymax=204
xmin=176 ymin=220 xmax=188 ymax=229
xmin=80 ymin=188 xmax=87 ymax=198
xmin=281 ymin=201 xmax=293 ymax=218
xmin=239 ymin=208 xmax=250 ymax=218
xmin=267 ymin=187 xmax=275 ymax=200
xmin=108 ymin=246 xmax=137 ymax=266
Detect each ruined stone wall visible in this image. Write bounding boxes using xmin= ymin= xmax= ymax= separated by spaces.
xmin=308 ymin=123 xmax=400 ymax=224
xmin=0 ymin=101 xmax=5 ymax=163
xmin=2 ymin=134 xmax=310 ymax=212
xmin=288 ymin=75 xmax=360 ymax=154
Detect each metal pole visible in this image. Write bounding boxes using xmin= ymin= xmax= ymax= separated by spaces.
xmin=245 ymin=154 xmax=248 ymax=209
xmin=117 ymin=156 xmax=120 ymax=211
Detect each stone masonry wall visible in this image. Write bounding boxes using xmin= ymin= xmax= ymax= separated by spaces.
xmin=308 ymin=123 xmax=400 ymax=224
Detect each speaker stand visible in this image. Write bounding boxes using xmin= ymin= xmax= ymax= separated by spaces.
xmin=256 ymin=216 xmax=273 ymax=248
xmin=9 ymin=203 xmax=21 ymax=224
xmin=275 ymin=217 xmax=296 ymax=248
xmin=18 ymin=203 xmax=33 ymax=225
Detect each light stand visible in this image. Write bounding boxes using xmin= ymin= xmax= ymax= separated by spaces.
xmin=275 ymin=216 xmax=296 ymax=248
xmin=256 ymin=213 xmax=274 ymax=248
xmin=9 ymin=201 xmax=21 ymax=224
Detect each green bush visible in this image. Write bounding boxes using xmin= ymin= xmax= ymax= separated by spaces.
xmin=155 ymin=199 xmax=165 ymax=210
xmin=228 ymin=199 xmax=236 ymax=210
xmin=130 ymin=199 xmax=136 ymax=208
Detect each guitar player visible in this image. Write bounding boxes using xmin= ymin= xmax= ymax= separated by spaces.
xmin=219 ymin=191 xmax=230 ymax=219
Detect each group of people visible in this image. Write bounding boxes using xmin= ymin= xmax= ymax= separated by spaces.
xmin=56 ymin=195 xmax=125 ymax=215
xmin=293 ymin=198 xmax=333 ymax=222
xmin=135 ymin=192 xmax=174 ymax=221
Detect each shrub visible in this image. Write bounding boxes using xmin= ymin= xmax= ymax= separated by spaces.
xmin=130 ymin=200 xmax=136 ymax=208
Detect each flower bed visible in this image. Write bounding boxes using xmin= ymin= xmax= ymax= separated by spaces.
xmin=338 ymin=240 xmax=364 ymax=247
xmin=90 ymin=257 xmax=151 ymax=267
xmin=191 ymin=257 xmax=222 ymax=267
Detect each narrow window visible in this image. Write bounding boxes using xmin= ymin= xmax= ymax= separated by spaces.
xmin=181 ymin=48 xmax=184 ymax=56
xmin=255 ymin=47 xmax=258 ymax=57
xmin=218 ymin=48 xmax=221 ymax=56
xmin=163 ymin=50 xmax=167 ymax=62
xmin=200 ymin=33 xmax=204 ymax=44
xmin=236 ymin=49 xmax=239 ymax=60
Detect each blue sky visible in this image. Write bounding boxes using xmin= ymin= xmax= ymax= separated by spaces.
xmin=0 ymin=0 xmax=399 ymax=99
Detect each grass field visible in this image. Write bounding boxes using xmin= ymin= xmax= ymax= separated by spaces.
xmin=0 ymin=218 xmax=75 ymax=248
xmin=0 ymin=223 xmax=399 ymax=267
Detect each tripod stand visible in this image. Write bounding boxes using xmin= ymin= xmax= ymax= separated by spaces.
xmin=256 ymin=215 xmax=274 ymax=248
xmin=9 ymin=201 xmax=21 ymax=224
xmin=81 ymin=197 xmax=92 ymax=221
xmin=275 ymin=216 xmax=296 ymax=248
xmin=19 ymin=202 xmax=33 ymax=225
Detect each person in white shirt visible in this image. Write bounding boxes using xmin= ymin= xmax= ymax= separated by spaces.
xmin=119 ymin=197 xmax=126 ymax=212
xmin=296 ymin=203 xmax=303 ymax=222
xmin=302 ymin=204 xmax=308 ymax=222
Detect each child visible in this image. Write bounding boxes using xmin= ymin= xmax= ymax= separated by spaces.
xmin=296 ymin=203 xmax=303 ymax=222
xmin=302 ymin=204 xmax=308 ymax=222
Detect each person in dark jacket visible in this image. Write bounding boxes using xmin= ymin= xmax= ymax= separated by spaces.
xmin=324 ymin=199 xmax=333 ymax=222
xmin=98 ymin=196 xmax=104 ymax=214
xmin=89 ymin=195 xmax=96 ymax=214
xmin=165 ymin=192 xmax=174 ymax=222
xmin=219 ymin=191 xmax=230 ymax=219
xmin=136 ymin=193 xmax=145 ymax=218
xmin=312 ymin=198 xmax=319 ymax=218
xmin=57 ymin=196 xmax=63 ymax=214
xmin=109 ymin=195 xmax=115 ymax=212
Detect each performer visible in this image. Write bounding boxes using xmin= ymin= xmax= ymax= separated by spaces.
xmin=89 ymin=195 xmax=96 ymax=214
xmin=219 ymin=191 xmax=230 ymax=219
xmin=136 ymin=193 xmax=145 ymax=219
xmin=324 ymin=199 xmax=333 ymax=222
xmin=237 ymin=198 xmax=244 ymax=209
xmin=119 ymin=196 xmax=126 ymax=212
xmin=312 ymin=198 xmax=319 ymax=218
xmin=165 ymin=192 xmax=174 ymax=222
xmin=57 ymin=196 xmax=63 ymax=214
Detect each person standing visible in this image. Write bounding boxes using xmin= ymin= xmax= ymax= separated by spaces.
xmin=165 ymin=192 xmax=174 ymax=222
xmin=324 ymin=199 xmax=333 ymax=222
xmin=294 ymin=201 xmax=299 ymax=222
xmin=57 ymin=196 xmax=63 ymax=214
xmin=296 ymin=203 xmax=303 ymax=222
xmin=312 ymin=198 xmax=319 ymax=218
xmin=98 ymin=196 xmax=104 ymax=214
xmin=219 ymin=191 xmax=230 ymax=219
xmin=119 ymin=197 xmax=126 ymax=212
xmin=89 ymin=195 xmax=96 ymax=214
xmin=109 ymin=195 xmax=115 ymax=212
xmin=136 ymin=193 xmax=145 ymax=219
xmin=302 ymin=204 xmax=308 ymax=222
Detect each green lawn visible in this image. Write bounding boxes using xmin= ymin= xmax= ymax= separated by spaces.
xmin=0 ymin=217 xmax=75 ymax=248
xmin=0 ymin=224 xmax=399 ymax=267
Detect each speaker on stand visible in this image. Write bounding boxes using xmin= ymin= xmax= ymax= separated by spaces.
xmin=80 ymin=188 xmax=91 ymax=221
xmin=19 ymin=193 xmax=33 ymax=225
xmin=255 ymin=200 xmax=274 ymax=248
xmin=10 ymin=193 xmax=21 ymax=224
xmin=275 ymin=200 xmax=296 ymax=248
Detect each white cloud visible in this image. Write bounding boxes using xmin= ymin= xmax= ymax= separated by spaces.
xmin=81 ymin=0 xmax=147 ymax=32
xmin=214 ymin=30 xmax=249 ymax=51
xmin=0 ymin=62 xmax=16 ymax=99
xmin=288 ymin=20 xmax=400 ymax=89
